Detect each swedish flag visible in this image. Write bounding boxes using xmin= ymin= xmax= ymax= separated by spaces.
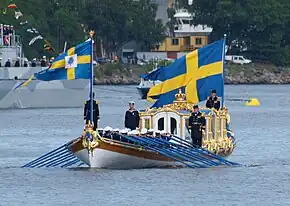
xmin=147 ymin=39 xmax=225 ymax=108
xmin=15 ymin=40 xmax=92 ymax=89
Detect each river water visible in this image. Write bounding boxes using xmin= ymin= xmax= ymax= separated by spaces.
xmin=0 ymin=85 xmax=290 ymax=206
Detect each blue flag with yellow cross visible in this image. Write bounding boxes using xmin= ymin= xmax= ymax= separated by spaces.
xmin=147 ymin=39 xmax=225 ymax=108
xmin=15 ymin=40 xmax=92 ymax=89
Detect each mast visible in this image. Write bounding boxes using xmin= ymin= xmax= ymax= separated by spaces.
xmin=89 ymin=31 xmax=94 ymax=125
xmin=221 ymin=34 xmax=227 ymax=107
xmin=63 ymin=41 xmax=67 ymax=53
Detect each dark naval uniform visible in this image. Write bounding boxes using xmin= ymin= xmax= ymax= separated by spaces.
xmin=5 ymin=60 xmax=11 ymax=67
xmin=206 ymin=96 xmax=221 ymax=110
xmin=189 ymin=111 xmax=206 ymax=147
xmin=125 ymin=110 xmax=140 ymax=130
xmin=40 ymin=60 xmax=47 ymax=67
xmin=14 ymin=60 xmax=20 ymax=67
xmin=84 ymin=99 xmax=100 ymax=130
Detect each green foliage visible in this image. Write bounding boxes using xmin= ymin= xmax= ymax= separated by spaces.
xmin=82 ymin=0 xmax=166 ymax=52
xmin=158 ymin=59 xmax=173 ymax=66
xmin=178 ymin=0 xmax=290 ymax=66
xmin=101 ymin=63 xmax=123 ymax=76
xmin=0 ymin=0 xmax=166 ymax=59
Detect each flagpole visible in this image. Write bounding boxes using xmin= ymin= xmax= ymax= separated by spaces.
xmin=89 ymin=31 xmax=94 ymax=126
xmin=63 ymin=41 xmax=67 ymax=53
xmin=221 ymin=33 xmax=227 ymax=108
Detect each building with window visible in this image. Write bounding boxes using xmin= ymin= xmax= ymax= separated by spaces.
xmin=152 ymin=1 xmax=212 ymax=55
xmin=123 ymin=0 xmax=212 ymax=59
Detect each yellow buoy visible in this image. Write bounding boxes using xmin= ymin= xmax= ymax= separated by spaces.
xmin=245 ymin=98 xmax=260 ymax=106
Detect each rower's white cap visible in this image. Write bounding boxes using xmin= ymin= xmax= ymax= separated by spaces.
xmin=131 ymin=130 xmax=139 ymax=135
xmin=140 ymin=128 xmax=147 ymax=134
xmin=125 ymin=128 xmax=131 ymax=132
xmin=8 ymin=58 xmax=11 ymax=60
xmin=43 ymin=56 xmax=46 ymax=59
xmin=17 ymin=57 xmax=20 ymax=59
xmin=113 ymin=128 xmax=119 ymax=132
xmin=160 ymin=130 xmax=166 ymax=134
xmin=129 ymin=101 xmax=135 ymax=104
xmin=155 ymin=130 xmax=161 ymax=134
xmin=148 ymin=129 xmax=154 ymax=133
xmin=104 ymin=126 xmax=113 ymax=131
xmin=33 ymin=58 xmax=36 ymax=61
xmin=120 ymin=129 xmax=127 ymax=134
xmin=97 ymin=128 xmax=103 ymax=131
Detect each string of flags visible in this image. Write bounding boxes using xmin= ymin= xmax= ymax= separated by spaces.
xmin=44 ymin=40 xmax=53 ymax=51
xmin=3 ymin=2 xmax=22 ymax=20
xmin=28 ymin=35 xmax=43 ymax=45
xmin=2 ymin=0 xmax=55 ymax=52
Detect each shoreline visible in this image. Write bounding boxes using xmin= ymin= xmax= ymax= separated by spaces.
xmin=94 ymin=63 xmax=290 ymax=85
xmin=93 ymin=82 xmax=290 ymax=86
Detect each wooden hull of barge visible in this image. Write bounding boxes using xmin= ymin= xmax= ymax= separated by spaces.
xmin=68 ymin=137 xmax=233 ymax=169
xmin=69 ymin=138 xmax=183 ymax=169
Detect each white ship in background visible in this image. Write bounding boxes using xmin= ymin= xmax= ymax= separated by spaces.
xmin=0 ymin=24 xmax=89 ymax=109
xmin=0 ymin=67 xmax=89 ymax=109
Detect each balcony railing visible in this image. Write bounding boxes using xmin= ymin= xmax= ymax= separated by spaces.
xmin=180 ymin=44 xmax=205 ymax=52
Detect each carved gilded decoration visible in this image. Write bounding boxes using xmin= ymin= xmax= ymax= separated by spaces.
xmin=82 ymin=121 xmax=101 ymax=151
xmin=139 ymin=89 xmax=235 ymax=157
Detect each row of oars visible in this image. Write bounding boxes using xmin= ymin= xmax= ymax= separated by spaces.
xmin=22 ymin=143 xmax=84 ymax=168
xmin=22 ymin=135 xmax=239 ymax=169
xmin=119 ymin=134 xmax=240 ymax=168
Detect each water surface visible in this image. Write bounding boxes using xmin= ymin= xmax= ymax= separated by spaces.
xmin=0 ymin=85 xmax=290 ymax=206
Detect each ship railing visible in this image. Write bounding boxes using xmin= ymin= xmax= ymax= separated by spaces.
xmin=0 ymin=34 xmax=22 ymax=47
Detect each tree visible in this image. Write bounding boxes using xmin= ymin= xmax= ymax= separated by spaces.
xmin=178 ymin=0 xmax=290 ymax=65
xmin=0 ymin=0 xmax=166 ymax=59
xmin=0 ymin=0 xmax=85 ymax=59
xmin=81 ymin=0 xmax=166 ymax=55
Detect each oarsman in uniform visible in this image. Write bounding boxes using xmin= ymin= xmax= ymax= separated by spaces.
xmin=124 ymin=101 xmax=140 ymax=130
xmin=112 ymin=128 xmax=120 ymax=141
xmin=31 ymin=58 xmax=37 ymax=67
xmin=5 ymin=58 xmax=11 ymax=67
xmin=103 ymin=126 xmax=113 ymax=138
xmin=49 ymin=57 xmax=54 ymax=67
xmin=84 ymin=92 xmax=100 ymax=131
xmin=14 ymin=57 xmax=20 ymax=67
xmin=97 ymin=128 xmax=104 ymax=136
xmin=155 ymin=130 xmax=161 ymax=138
xmin=206 ymin=89 xmax=221 ymax=110
xmin=40 ymin=56 xmax=47 ymax=67
xmin=188 ymin=105 xmax=206 ymax=147
xmin=147 ymin=129 xmax=154 ymax=137
xmin=140 ymin=128 xmax=148 ymax=137
xmin=24 ymin=60 xmax=28 ymax=67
